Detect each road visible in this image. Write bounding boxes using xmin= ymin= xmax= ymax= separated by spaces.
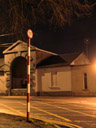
xmin=0 ymin=96 xmax=96 ymax=128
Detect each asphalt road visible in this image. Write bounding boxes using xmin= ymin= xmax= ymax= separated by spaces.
xmin=0 ymin=96 xmax=96 ymax=128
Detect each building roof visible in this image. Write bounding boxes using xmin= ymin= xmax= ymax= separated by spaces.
xmin=2 ymin=40 xmax=57 ymax=65
xmin=3 ymin=40 xmax=57 ymax=55
xmin=3 ymin=40 xmax=35 ymax=54
xmin=37 ymin=52 xmax=90 ymax=68
xmin=0 ymin=40 xmax=90 ymax=69
xmin=37 ymin=55 xmax=67 ymax=68
xmin=59 ymin=52 xmax=81 ymax=64
xmin=0 ymin=42 xmax=13 ymax=57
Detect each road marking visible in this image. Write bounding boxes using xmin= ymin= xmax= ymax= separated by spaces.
xmin=0 ymin=103 xmax=25 ymax=116
xmin=18 ymin=102 xmax=82 ymax=128
xmin=75 ymin=120 xmax=96 ymax=123
xmin=34 ymin=101 xmax=96 ymax=118
xmin=18 ymin=102 xmax=71 ymax=122
xmin=34 ymin=116 xmax=83 ymax=128
xmin=68 ymin=103 xmax=96 ymax=110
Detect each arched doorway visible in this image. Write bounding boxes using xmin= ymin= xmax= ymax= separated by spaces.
xmin=11 ymin=56 xmax=27 ymax=89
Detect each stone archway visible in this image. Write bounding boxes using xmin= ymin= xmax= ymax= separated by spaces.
xmin=11 ymin=56 xmax=27 ymax=89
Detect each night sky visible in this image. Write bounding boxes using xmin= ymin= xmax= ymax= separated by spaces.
xmin=32 ymin=13 xmax=96 ymax=58
xmin=0 ymin=1 xmax=96 ymax=59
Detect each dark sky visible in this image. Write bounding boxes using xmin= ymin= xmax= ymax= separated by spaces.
xmin=1 ymin=14 xmax=96 ymax=57
xmin=0 ymin=2 xmax=96 ymax=58
xmin=31 ymin=13 xmax=96 ymax=57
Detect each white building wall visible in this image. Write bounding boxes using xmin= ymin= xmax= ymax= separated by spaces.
xmin=71 ymin=64 xmax=96 ymax=96
xmin=36 ymin=66 xmax=72 ymax=93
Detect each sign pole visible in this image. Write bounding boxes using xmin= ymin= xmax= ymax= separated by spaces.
xmin=27 ymin=37 xmax=30 ymax=121
xmin=27 ymin=29 xmax=33 ymax=121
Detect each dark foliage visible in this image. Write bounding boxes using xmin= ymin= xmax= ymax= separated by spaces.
xmin=0 ymin=0 xmax=96 ymax=41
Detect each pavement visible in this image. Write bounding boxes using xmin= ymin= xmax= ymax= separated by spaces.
xmin=0 ymin=113 xmax=59 ymax=128
xmin=0 ymin=96 xmax=96 ymax=128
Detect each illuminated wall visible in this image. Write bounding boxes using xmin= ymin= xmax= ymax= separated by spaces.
xmin=36 ymin=66 xmax=72 ymax=95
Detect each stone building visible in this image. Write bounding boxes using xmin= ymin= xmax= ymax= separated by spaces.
xmin=0 ymin=40 xmax=96 ymax=96
xmin=1 ymin=40 xmax=56 ymax=95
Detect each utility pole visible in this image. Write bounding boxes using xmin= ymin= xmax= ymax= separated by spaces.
xmin=84 ymin=38 xmax=89 ymax=57
xmin=27 ymin=29 xmax=33 ymax=121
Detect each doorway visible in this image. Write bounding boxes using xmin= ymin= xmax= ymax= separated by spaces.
xmin=11 ymin=56 xmax=27 ymax=89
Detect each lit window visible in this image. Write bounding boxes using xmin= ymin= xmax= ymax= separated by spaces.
xmin=84 ymin=73 xmax=87 ymax=89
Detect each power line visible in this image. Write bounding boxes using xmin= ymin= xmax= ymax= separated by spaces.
xmin=0 ymin=43 xmax=13 ymax=45
xmin=0 ymin=42 xmax=13 ymax=47
xmin=0 ymin=33 xmax=15 ymax=37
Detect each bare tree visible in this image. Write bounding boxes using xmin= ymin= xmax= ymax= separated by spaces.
xmin=0 ymin=0 xmax=96 ymax=40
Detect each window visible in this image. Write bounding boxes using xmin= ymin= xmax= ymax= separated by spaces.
xmin=52 ymin=72 xmax=57 ymax=87
xmin=84 ymin=73 xmax=87 ymax=89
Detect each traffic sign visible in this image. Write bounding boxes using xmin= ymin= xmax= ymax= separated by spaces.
xmin=27 ymin=29 xmax=33 ymax=38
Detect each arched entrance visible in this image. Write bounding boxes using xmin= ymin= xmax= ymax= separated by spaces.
xmin=11 ymin=56 xmax=27 ymax=89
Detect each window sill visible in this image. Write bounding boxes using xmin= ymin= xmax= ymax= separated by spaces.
xmin=49 ymin=86 xmax=60 ymax=89
xmin=82 ymin=89 xmax=88 ymax=91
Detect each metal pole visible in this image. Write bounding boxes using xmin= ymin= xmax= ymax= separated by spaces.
xmin=27 ymin=37 xmax=30 ymax=121
xmin=84 ymin=38 xmax=89 ymax=57
xmin=27 ymin=29 xmax=33 ymax=121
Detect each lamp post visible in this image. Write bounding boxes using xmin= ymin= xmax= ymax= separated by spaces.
xmin=84 ymin=38 xmax=89 ymax=57
xmin=27 ymin=29 xmax=33 ymax=121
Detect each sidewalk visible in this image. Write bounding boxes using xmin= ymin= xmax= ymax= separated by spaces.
xmin=0 ymin=113 xmax=57 ymax=128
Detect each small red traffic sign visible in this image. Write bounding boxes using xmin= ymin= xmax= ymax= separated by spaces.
xmin=27 ymin=29 xmax=33 ymax=38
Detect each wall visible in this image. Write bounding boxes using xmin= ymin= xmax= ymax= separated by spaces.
xmin=71 ymin=64 xmax=96 ymax=96
xmin=4 ymin=46 xmax=36 ymax=95
xmin=36 ymin=66 xmax=72 ymax=96
xmin=0 ymin=74 xmax=7 ymax=95
xmin=71 ymin=53 xmax=90 ymax=65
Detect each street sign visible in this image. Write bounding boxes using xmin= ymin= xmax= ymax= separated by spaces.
xmin=27 ymin=29 xmax=33 ymax=39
